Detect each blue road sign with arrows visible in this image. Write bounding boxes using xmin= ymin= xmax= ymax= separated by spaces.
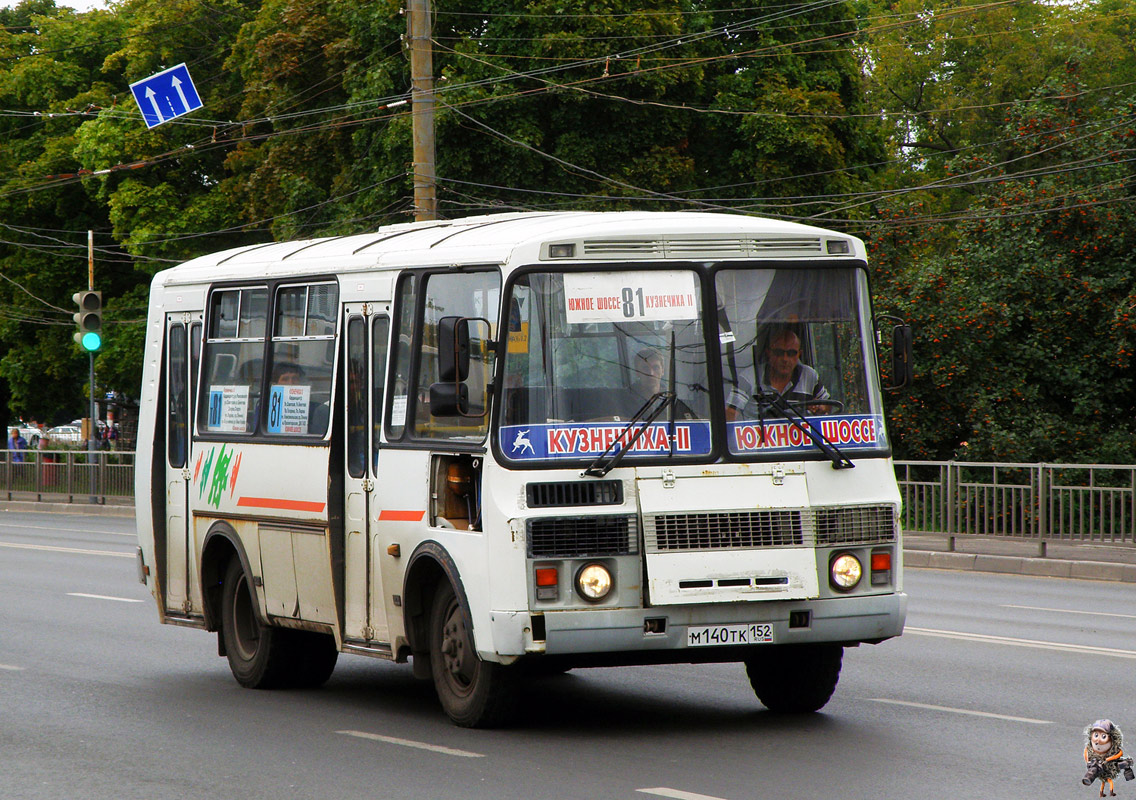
xmin=129 ymin=63 xmax=203 ymax=129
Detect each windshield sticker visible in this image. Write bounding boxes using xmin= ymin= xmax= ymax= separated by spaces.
xmin=266 ymin=384 xmax=310 ymax=434
xmin=207 ymin=385 xmax=250 ymax=432
xmin=730 ymin=414 xmax=885 ymax=454
xmin=563 ymin=271 xmax=698 ymax=324
xmin=391 ymin=395 xmax=407 ymax=427
xmin=501 ymin=421 xmax=712 ymax=460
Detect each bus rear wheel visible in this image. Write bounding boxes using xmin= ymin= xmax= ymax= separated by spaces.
xmin=220 ymin=558 xmax=291 ymax=689
xmin=429 ymin=581 xmax=516 ymax=728
xmin=744 ymin=644 xmax=843 ymax=713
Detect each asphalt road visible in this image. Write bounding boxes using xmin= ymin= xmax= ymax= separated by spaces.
xmin=2 ymin=509 xmax=1133 ymax=800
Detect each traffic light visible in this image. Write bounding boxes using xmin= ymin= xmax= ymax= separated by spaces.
xmin=73 ymin=290 xmax=102 ymax=352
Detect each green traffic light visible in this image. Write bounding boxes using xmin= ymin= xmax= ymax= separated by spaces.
xmin=80 ymin=331 xmax=102 ymax=351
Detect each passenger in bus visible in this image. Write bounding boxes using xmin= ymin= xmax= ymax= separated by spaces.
xmin=618 ymin=348 xmax=695 ymax=420
xmin=629 ymin=347 xmax=665 ymax=406
xmin=273 ymin=362 xmax=304 ymax=385
xmin=727 ymin=326 xmax=830 ymax=418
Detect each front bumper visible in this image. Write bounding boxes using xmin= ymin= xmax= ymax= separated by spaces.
xmin=489 ymin=592 xmax=906 ymax=662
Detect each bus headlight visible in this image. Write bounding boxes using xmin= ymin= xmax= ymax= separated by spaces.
xmin=575 ymin=563 xmax=613 ymax=602
xmin=830 ymin=554 xmax=862 ymax=591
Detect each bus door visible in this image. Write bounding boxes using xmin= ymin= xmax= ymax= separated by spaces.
xmin=164 ymin=314 xmax=201 ymax=615
xmin=342 ymin=307 xmax=391 ymax=643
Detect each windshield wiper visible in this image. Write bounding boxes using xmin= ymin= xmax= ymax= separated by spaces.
xmin=754 ymin=393 xmax=855 ymax=470
xmin=584 ymin=391 xmax=676 ymax=478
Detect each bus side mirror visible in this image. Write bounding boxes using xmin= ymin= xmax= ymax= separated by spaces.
xmin=892 ymin=324 xmax=913 ymax=389
xmin=876 ymin=315 xmax=913 ymax=391
xmin=438 ymin=316 xmax=470 ymax=383
xmin=430 ymin=382 xmax=470 ymax=416
xmin=431 ymin=316 xmax=493 ymax=417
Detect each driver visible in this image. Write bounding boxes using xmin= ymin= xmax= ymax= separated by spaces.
xmin=727 ymin=326 xmax=830 ymax=418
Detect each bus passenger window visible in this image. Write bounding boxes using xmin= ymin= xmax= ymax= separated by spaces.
xmin=346 ymin=316 xmax=366 ymax=478
xmin=387 ymin=275 xmax=417 ymax=440
xmin=371 ymin=316 xmax=389 ymax=465
xmin=167 ymin=323 xmax=188 ymax=466
xmin=265 ymin=281 xmax=338 ymax=437
xmin=200 ymin=286 xmax=267 ymax=434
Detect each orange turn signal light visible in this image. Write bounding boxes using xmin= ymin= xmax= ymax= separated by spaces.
xmin=535 ymin=567 xmax=559 ymax=587
xmin=871 ymin=552 xmax=891 ymax=572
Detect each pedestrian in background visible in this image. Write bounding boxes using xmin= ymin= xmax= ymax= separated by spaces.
xmin=8 ymin=427 xmax=28 ymax=461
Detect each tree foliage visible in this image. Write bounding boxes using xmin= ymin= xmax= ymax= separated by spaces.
xmin=1 ymin=0 xmax=1134 ymax=466
xmin=865 ymin=12 xmax=1136 ymax=462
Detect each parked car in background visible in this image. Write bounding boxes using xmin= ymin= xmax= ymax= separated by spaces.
xmin=46 ymin=425 xmax=84 ymax=444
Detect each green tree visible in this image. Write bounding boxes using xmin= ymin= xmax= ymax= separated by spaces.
xmin=870 ymin=71 xmax=1136 ymax=462
xmin=0 ymin=1 xmax=130 ymax=421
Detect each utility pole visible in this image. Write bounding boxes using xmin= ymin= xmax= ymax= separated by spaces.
xmin=407 ymin=0 xmax=437 ymax=221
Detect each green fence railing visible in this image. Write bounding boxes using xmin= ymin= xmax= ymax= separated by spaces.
xmin=2 ymin=448 xmax=134 ymax=506
xmin=895 ymin=461 xmax=1136 ymax=547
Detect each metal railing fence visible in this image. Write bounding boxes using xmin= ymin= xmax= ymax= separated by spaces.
xmin=4 ymin=451 xmax=1134 ymax=542
xmin=2 ymin=448 xmax=134 ymax=505
xmin=896 ymin=461 xmax=1136 ymax=547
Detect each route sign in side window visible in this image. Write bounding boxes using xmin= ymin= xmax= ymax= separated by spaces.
xmin=265 ymin=281 xmax=339 ymax=437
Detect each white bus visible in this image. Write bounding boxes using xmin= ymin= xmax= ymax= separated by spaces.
xmin=135 ymin=211 xmax=910 ymax=727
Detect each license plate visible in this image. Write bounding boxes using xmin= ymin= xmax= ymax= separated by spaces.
xmin=687 ymin=623 xmax=774 ymax=647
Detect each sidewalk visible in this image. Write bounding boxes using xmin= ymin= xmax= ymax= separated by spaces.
xmin=904 ymin=533 xmax=1136 ymax=583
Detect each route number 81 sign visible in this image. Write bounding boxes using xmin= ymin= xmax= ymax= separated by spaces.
xmin=563 ymin=271 xmax=699 ymax=324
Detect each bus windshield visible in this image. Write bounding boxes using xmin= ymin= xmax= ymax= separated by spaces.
xmin=497 ymin=264 xmax=886 ymax=465
xmin=716 ymin=266 xmax=886 ymax=458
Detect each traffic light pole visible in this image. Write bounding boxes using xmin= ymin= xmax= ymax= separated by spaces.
xmin=87 ymin=231 xmax=97 ymax=504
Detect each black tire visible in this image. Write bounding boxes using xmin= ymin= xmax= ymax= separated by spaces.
xmin=220 ymin=558 xmax=291 ymax=689
xmin=428 ymin=581 xmax=517 ymax=727
xmin=744 ymin=644 xmax=843 ymax=713
xmin=289 ymin=630 xmax=338 ymax=689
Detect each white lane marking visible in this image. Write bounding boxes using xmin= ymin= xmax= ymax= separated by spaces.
xmin=907 ymin=626 xmax=1136 ymax=659
xmin=0 ymin=663 xmax=24 ymax=671
xmin=68 ymin=592 xmax=143 ymax=603
xmin=0 ymin=541 xmax=134 ymax=559
xmin=336 ymin=730 xmax=485 ymax=758
xmin=1002 ymin=604 xmax=1136 ymax=620
xmin=869 ymin=698 xmax=1052 ymax=725
xmin=638 ymin=789 xmax=733 ymax=800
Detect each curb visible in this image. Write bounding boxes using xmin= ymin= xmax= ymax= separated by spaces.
xmin=903 ymin=549 xmax=1136 ymax=583
xmin=0 ymin=500 xmax=134 ymax=518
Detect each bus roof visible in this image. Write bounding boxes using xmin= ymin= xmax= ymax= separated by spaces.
xmin=155 ymin=211 xmax=864 ymax=287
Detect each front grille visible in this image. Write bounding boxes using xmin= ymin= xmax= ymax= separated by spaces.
xmin=528 ymin=515 xmax=638 ymax=558
xmin=527 ymin=480 xmax=623 ymax=508
xmin=646 ymin=510 xmax=804 ymax=551
xmin=815 ymin=505 xmax=897 ymax=546
xmin=642 ymin=504 xmax=898 ymax=552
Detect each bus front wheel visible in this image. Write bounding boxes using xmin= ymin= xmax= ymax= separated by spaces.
xmin=744 ymin=644 xmax=843 ymax=713
xmin=220 ymin=558 xmax=291 ymax=689
xmin=428 ymin=581 xmax=516 ymax=727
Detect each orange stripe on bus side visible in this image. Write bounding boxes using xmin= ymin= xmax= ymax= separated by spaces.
xmin=236 ymin=496 xmax=327 ymax=513
xmin=378 ymin=509 xmax=426 ymax=522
